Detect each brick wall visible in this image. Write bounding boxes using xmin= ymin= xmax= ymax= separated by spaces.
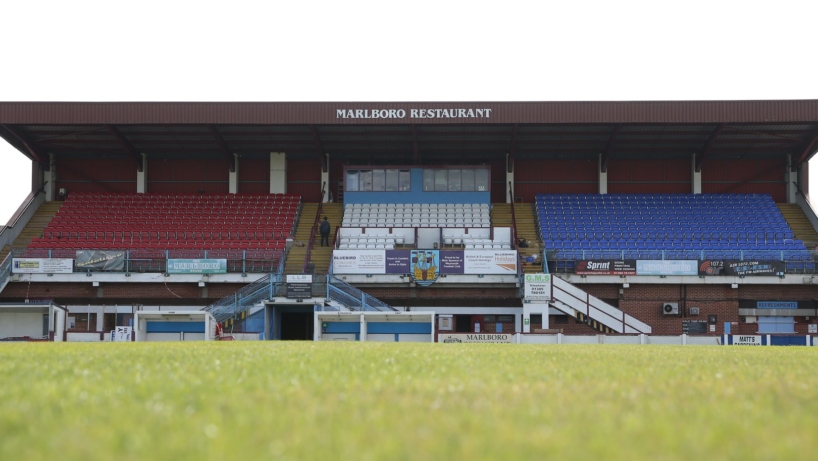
xmin=0 ymin=282 xmax=247 ymax=305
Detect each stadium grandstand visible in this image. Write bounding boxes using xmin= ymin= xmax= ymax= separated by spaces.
xmin=2 ymin=101 xmax=818 ymax=344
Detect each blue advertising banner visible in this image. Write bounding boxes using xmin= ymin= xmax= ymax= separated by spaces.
xmin=167 ymin=259 xmax=228 ymax=274
xmin=440 ymin=251 xmax=465 ymax=274
xmin=385 ymin=250 xmax=411 ymax=274
xmin=636 ymin=260 xmax=698 ymax=276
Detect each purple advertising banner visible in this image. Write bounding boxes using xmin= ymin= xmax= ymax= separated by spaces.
xmin=385 ymin=250 xmax=411 ymax=274
xmin=440 ymin=251 xmax=465 ymax=274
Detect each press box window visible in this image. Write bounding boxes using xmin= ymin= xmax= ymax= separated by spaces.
xmin=347 ymin=169 xmax=410 ymax=192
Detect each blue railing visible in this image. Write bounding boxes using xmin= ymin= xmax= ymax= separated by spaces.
xmin=327 ymin=275 xmax=396 ymax=312
xmin=204 ymin=273 xmax=282 ymax=322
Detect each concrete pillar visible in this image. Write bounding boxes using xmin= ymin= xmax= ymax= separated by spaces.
xmin=313 ymin=313 xmax=322 ymax=341
xmin=137 ymin=154 xmax=147 ymax=193
xmin=229 ymin=154 xmax=239 ymax=194
xmin=44 ymin=153 xmax=56 ymax=201
xmin=598 ymin=154 xmax=608 ymax=194
xmin=95 ymin=309 xmax=104 ymax=332
xmin=359 ymin=314 xmax=367 ymax=342
xmin=524 ymin=304 xmax=548 ymax=333
xmin=506 ymin=153 xmax=514 ymax=203
xmin=692 ymin=154 xmax=702 ymax=194
xmin=270 ymin=152 xmax=286 ymax=194
xmin=321 ymin=153 xmax=330 ymax=202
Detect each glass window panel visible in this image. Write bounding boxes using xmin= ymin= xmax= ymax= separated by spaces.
xmin=475 ymin=169 xmax=489 ymax=191
xmin=385 ymin=169 xmax=399 ymax=191
xmin=448 ymin=169 xmax=461 ymax=191
xmin=462 ymin=169 xmax=475 ymax=191
xmin=372 ymin=169 xmax=385 ymax=191
xmin=399 ymin=170 xmax=411 ymax=191
xmin=346 ymin=170 xmax=359 ymax=191
xmin=435 ymin=170 xmax=448 ymax=191
xmin=423 ymin=169 xmax=435 ymax=191
xmin=359 ymin=170 xmax=373 ymax=191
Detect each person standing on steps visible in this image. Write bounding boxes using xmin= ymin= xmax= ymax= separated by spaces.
xmin=319 ymin=216 xmax=331 ymax=247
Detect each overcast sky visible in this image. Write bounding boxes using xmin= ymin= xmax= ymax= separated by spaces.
xmin=2 ymin=0 xmax=818 ymax=224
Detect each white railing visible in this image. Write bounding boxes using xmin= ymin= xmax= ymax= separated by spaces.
xmin=551 ymin=275 xmax=652 ymax=334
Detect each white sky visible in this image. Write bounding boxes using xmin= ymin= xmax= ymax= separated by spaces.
xmin=2 ymin=0 xmax=818 ymax=223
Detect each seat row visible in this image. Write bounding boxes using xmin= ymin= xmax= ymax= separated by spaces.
xmin=343 ymin=218 xmax=491 ymax=228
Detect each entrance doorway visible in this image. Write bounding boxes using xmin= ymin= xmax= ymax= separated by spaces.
xmin=280 ymin=312 xmax=314 ymax=340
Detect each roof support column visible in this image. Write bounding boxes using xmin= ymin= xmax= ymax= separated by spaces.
xmin=229 ymin=154 xmax=239 ymax=194
xmin=691 ymin=154 xmax=701 ymax=194
xmin=137 ymin=154 xmax=148 ymax=193
xmin=322 ymin=154 xmax=330 ymax=203
xmin=44 ymin=153 xmax=56 ymax=201
xmin=270 ymin=152 xmax=287 ymax=194
xmin=505 ymin=153 xmax=514 ymax=203
xmin=786 ymin=154 xmax=798 ymax=203
xmin=598 ymin=154 xmax=608 ymax=194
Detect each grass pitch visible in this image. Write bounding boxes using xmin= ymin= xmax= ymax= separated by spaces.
xmin=1 ymin=342 xmax=817 ymax=460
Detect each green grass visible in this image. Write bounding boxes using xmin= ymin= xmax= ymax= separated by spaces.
xmin=1 ymin=342 xmax=818 ymax=460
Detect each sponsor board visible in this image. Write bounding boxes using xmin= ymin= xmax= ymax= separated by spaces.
xmin=332 ymin=250 xmax=517 ymax=275
xmin=699 ymin=260 xmax=785 ymax=276
xmin=12 ymin=258 xmax=73 ymax=274
xmin=524 ymin=273 xmax=552 ymax=302
xmin=75 ymin=250 xmax=125 ymax=271
xmin=636 ymin=260 xmax=698 ymax=276
xmin=286 ymin=274 xmax=313 ymax=298
xmin=332 ymin=250 xmax=386 ymax=274
xmin=732 ymin=335 xmax=763 ymax=346
xmin=167 ymin=259 xmax=227 ymax=274
xmin=575 ymin=260 xmax=636 ymax=275
xmin=286 ymin=274 xmax=313 ymax=283
xmin=463 ymin=250 xmax=517 ymax=274
xmin=438 ymin=333 xmax=514 ymax=343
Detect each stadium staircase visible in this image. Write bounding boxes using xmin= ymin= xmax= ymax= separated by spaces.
xmin=491 ymin=202 xmax=542 ymax=274
xmin=0 ymin=201 xmax=63 ymax=262
xmin=549 ymin=275 xmax=652 ymax=334
xmin=203 ymin=272 xmax=396 ymax=325
xmin=0 ymin=202 xmax=63 ymax=294
xmin=777 ymin=203 xmax=818 ymax=248
xmin=284 ymin=202 xmax=343 ymax=274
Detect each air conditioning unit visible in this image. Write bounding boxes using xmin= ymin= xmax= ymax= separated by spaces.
xmin=662 ymin=303 xmax=680 ymax=315
xmin=689 ymin=307 xmax=700 ymax=316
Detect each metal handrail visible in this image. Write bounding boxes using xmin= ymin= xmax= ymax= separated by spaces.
xmin=327 ymin=275 xmax=396 ymax=311
xmin=302 ymin=181 xmax=327 ymax=273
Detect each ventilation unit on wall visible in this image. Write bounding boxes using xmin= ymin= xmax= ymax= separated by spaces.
xmin=689 ymin=307 xmax=700 ymax=316
xmin=662 ymin=303 xmax=680 ymax=315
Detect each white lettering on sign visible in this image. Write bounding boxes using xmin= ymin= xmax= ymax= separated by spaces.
xmin=337 ymin=108 xmax=492 ymax=119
